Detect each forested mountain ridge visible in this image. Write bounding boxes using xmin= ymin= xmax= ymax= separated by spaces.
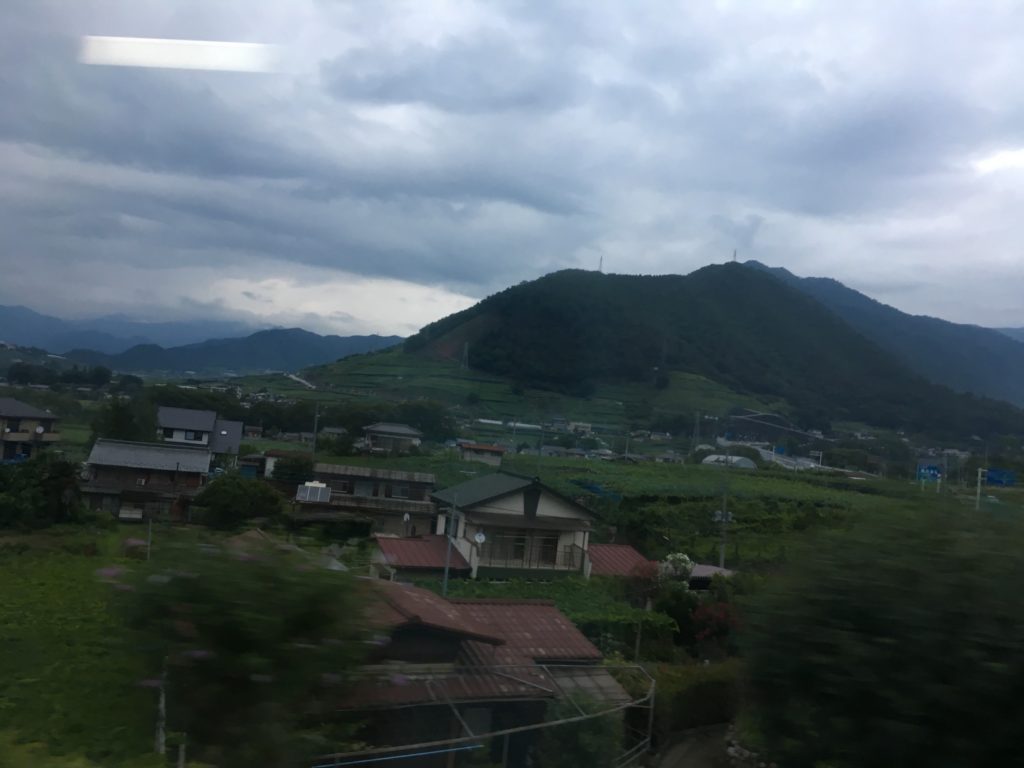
xmin=745 ymin=261 xmax=1024 ymax=407
xmin=405 ymin=265 xmax=1024 ymax=438
xmin=66 ymin=328 xmax=402 ymax=374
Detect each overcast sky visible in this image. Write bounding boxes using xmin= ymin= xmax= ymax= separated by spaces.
xmin=3 ymin=1 xmax=1024 ymax=335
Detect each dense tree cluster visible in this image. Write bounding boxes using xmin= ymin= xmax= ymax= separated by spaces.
xmin=0 ymin=454 xmax=81 ymax=528
xmin=193 ymin=474 xmax=284 ymax=530
xmin=7 ymin=362 xmax=112 ymax=388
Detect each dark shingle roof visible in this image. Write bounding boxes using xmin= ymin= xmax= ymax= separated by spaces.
xmin=432 ymin=473 xmax=596 ymax=522
xmin=157 ymin=406 xmax=217 ymax=432
xmin=210 ymin=418 xmax=243 ymax=454
xmin=0 ymin=397 xmax=53 ymax=419
xmin=87 ymin=439 xmax=211 ymax=473
xmin=431 ymin=472 xmax=535 ymax=508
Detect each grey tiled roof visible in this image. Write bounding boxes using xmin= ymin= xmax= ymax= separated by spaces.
xmin=210 ymin=419 xmax=243 ymax=454
xmin=87 ymin=439 xmax=211 ymax=473
xmin=157 ymin=406 xmax=217 ymax=432
xmin=0 ymin=397 xmax=53 ymax=420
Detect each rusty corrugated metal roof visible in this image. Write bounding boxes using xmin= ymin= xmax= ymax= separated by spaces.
xmin=451 ymin=600 xmax=602 ymax=663
xmin=588 ymin=543 xmax=653 ymax=577
xmin=377 ymin=535 xmax=470 ymax=572
xmin=369 ymin=580 xmax=503 ymax=644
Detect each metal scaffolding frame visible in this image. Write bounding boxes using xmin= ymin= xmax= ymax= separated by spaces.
xmin=317 ymin=663 xmax=656 ymax=767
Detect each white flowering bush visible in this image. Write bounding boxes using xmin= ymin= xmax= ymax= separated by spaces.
xmin=661 ymin=552 xmax=694 ymax=581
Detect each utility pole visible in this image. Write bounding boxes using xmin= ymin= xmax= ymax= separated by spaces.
xmin=311 ymin=403 xmax=319 ymax=460
xmin=715 ymin=444 xmax=733 ymax=568
xmin=442 ymin=496 xmax=458 ymax=597
xmin=976 ymin=468 xmax=986 ymax=511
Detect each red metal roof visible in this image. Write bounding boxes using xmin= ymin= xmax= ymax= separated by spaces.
xmin=460 ymin=443 xmax=507 ymax=454
xmin=368 ymin=579 xmax=503 ymax=644
xmin=587 ymin=543 xmax=653 ymax=577
xmin=346 ymin=587 xmax=607 ymax=710
xmin=451 ymin=599 xmax=602 ymax=663
xmin=376 ymin=535 xmax=470 ymax=572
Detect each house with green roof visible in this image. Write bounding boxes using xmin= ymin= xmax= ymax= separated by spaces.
xmin=431 ymin=472 xmax=597 ymax=580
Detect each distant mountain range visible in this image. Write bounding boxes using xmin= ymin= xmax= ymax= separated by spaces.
xmin=0 ymin=305 xmax=256 ymax=354
xmin=65 ymin=328 xmax=402 ymax=374
xmin=404 ymin=265 xmax=1024 ymax=438
xmin=997 ymin=327 xmax=1024 ymax=343
xmin=745 ymin=261 xmax=1024 ymax=407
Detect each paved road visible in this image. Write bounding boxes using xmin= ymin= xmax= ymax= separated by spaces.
xmin=658 ymin=726 xmax=728 ymax=768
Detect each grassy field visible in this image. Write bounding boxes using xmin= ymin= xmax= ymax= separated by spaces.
xmin=0 ymin=527 xmax=154 ymax=764
xmin=237 ymin=348 xmax=783 ymax=437
xmin=310 ymin=450 xmax=991 ymax=568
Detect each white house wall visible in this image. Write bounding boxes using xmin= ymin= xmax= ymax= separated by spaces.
xmin=471 ymin=490 xmax=592 ymax=522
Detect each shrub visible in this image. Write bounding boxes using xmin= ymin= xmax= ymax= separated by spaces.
xmin=654 ymin=660 xmax=742 ymax=741
xmin=744 ymin=508 xmax=1024 ymax=767
xmin=193 ymin=475 xmax=283 ymax=530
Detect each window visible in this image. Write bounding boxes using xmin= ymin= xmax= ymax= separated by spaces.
xmin=392 ymin=485 xmax=409 ymax=499
xmin=162 ymin=428 xmax=174 ymax=438
xmin=6 ymin=420 xmax=20 ymax=433
xmin=136 ymin=477 xmax=147 ymax=486
xmin=184 ymin=430 xmax=203 ymax=441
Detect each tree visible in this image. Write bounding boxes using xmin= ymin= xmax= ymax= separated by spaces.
xmin=271 ymin=456 xmax=314 ymax=487
xmin=193 ymin=474 xmax=283 ymax=530
xmin=112 ymin=542 xmax=366 ymax=768
xmin=90 ymin=398 xmax=156 ymax=444
xmin=744 ymin=507 xmax=1024 ymax=767
xmin=0 ymin=454 xmax=81 ymax=529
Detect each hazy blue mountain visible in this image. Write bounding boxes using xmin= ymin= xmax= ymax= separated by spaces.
xmin=67 ymin=328 xmax=402 ymax=374
xmin=997 ymin=328 xmax=1024 ymax=343
xmin=0 ymin=304 xmax=255 ymax=354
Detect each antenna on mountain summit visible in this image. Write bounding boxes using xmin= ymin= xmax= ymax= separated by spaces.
xmin=732 ymin=249 xmax=737 ymax=263
xmin=598 ymin=255 xmax=604 ymax=273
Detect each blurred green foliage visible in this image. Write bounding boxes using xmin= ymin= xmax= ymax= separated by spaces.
xmin=745 ymin=507 xmax=1024 ymax=767
xmin=114 ymin=542 xmax=367 ymax=768
xmin=0 ymin=454 xmax=81 ymax=529
xmin=654 ymin=659 xmax=742 ymax=738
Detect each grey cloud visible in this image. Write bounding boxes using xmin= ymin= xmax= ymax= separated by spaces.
xmin=3 ymin=1 xmax=1024 ymax=328
xmin=324 ymin=31 xmax=588 ymax=114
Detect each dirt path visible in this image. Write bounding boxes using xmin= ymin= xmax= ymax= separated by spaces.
xmin=657 ymin=726 xmax=728 ymax=768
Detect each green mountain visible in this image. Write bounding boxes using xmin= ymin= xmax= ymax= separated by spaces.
xmin=404 ymin=265 xmax=1024 ymax=438
xmin=67 ymin=328 xmax=402 ymax=375
xmin=746 ymin=261 xmax=1024 ymax=407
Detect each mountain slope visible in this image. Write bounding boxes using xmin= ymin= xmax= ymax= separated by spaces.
xmin=67 ymin=328 xmax=402 ymax=374
xmin=0 ymin=305 xmax=254 ymax=354
xmin=998 ymin=328 xmax=1024 ymax=344
xmin=405 ymin=265 xmax=1024 ymax=438
xmin=746 ymin=261 xmax=1024 ymax=407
